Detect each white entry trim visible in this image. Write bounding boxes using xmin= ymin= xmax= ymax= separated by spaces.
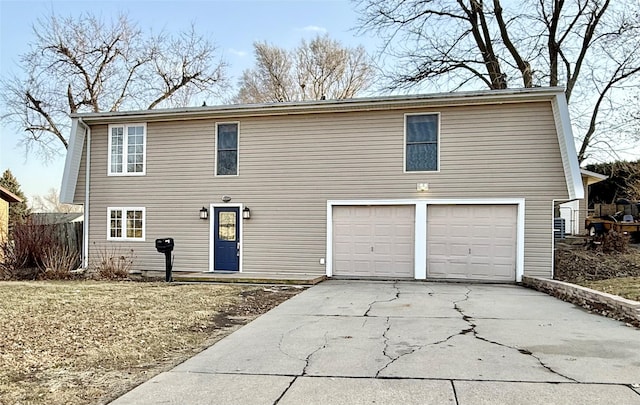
xmin=208 ymin=203 xmax=244 ymax=273
xmin=326 ymin=198 xmax=526 ymax=282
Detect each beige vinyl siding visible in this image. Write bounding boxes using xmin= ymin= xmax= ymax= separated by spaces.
xmin=84 ymin=101 xmax=567 ymax=278
xmin=578 ymin=176 xmax=589 ymax=235
xmin=0 ymin=200 xmax=8 ymax=244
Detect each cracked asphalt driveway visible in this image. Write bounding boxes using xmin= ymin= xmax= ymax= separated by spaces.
xmin=110 ymin=280 xmax=640 ymax=405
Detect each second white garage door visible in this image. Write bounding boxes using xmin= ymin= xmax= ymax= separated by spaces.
xmin=427 ymin=205 xmax=517 ymax=281
xmin=333 ymin=205 xmax=415 ymax=278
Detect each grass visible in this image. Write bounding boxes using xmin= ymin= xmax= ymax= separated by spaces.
xmin=0 ymin=281 xmax=302 ymax=405
xmin=580 ymin=277 xmax=640 ymax=302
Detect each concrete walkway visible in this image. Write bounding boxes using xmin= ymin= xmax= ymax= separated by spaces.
xmin=110 ymin=280 xmax=640 ymax=404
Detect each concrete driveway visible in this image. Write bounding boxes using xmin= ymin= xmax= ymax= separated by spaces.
xmin=111 ymin=280 xmax=640 ymax=405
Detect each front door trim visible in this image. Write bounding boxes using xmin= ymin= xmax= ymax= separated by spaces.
xmin=209 ymin=203 xmax=244 ymax=273
xmin=326 ymin=198 xmax=525 ymax=282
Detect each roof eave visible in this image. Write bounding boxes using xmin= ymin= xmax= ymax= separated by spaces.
xmin=72 ymin=87 xmax=566 ymax=124
xmin=580 ymin=168 xmax=608 ymax=186
xmin=0 ymin=186 xmax=22 ymax=203
xmin=551 ymin=93 xmax=584 ymax=200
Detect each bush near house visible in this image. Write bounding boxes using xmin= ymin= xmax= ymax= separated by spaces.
xmin=0 ymin=218 xmax=82 ymax=280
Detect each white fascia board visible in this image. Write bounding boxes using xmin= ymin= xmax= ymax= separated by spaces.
xmin=60 ymin=119 xmax=86 ymax=204
xmin=552 ymin=93 xmax=584 ymax=200
xmin=72 ymin=87 xmax=566 ymax=124
xmin=580 ymin=168 xmax=608 ymax=185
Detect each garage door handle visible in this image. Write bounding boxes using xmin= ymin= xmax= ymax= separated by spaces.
xmin=371 ymin=246 xmax=374 ymax=252
xmin=469 ymin=248 xmax=471 ymax=254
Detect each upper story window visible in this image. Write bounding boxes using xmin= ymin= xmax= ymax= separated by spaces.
xmin=109 ymin=123 xmax=146 ymax=175
xmin=216 ymin=122 xmax=239 ymax=176
xmin=405 ymin=114 xmax=439 ymax=172
xmin=107 ymin=207 xmax=145 ymax=241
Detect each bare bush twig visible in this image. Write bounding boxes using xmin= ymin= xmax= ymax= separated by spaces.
xmin=92 ymin=244 xmax=135 ymax=280
xmin=40 ymin=245 xmax=80 ymax=280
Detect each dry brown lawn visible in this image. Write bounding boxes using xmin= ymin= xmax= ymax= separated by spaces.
xmin=0 ymin=281 xmax=303 ymax=405
xmin=580 ymin=277 xmax=640 ymax=302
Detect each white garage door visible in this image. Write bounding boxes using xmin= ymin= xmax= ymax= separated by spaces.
xmin=333 ymin=205 xmax=414 ymax=278
xmin=427 ymin=205 xmax=517 ymax=281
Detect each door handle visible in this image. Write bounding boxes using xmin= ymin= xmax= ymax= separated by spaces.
xmin=237 ymin=242 xmax=240 ymax=250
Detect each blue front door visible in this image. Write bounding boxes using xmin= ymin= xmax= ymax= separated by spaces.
xmin=214 ymin=207 xmax=240 ymax=271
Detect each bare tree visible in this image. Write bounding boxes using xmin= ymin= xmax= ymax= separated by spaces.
xmin=354 ymin=0 xmax=640 ymax=163
xmin=1 ymin=13 xmax=227 ymax=159
xmin=236 ymin=34 xmax=375 ymax=103
xmin=31 ymin=188 xmax=83 ymax=213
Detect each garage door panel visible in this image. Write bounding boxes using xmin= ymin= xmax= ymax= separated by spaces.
xmin=354 ymin=243 xmax=372 ymax=254
xmin=333 ymin=205 xmax=415 ymax=278
xmin=427 ymin=205 xmax=516 ymax=282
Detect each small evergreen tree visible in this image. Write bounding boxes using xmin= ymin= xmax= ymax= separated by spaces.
xmin=0 ymin=169 xmax=30 ymax=236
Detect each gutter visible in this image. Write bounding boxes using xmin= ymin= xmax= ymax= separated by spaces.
xmin=78 ymin=118 xmax=91 ymax=269
xmin=71 ymin=87 xmax=567 ymax=124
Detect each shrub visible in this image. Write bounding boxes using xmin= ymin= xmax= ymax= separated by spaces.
xmin=3 ymin=220 xmax=56 ymax=279
xmin=92 ymin=245 xmax=135 ymax=280
xmin=0 ymin=240 xmax=26 ymax=280
xmin=40 ymin=245 xmax=80 ymax=280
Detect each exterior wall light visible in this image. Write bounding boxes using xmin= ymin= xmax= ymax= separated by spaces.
xmin=199 ymin=207 xmax=209 ymax=220
xmin=417 ymin=183 xmax=429 ymax=192
xmin=243 ymin=206 xmax=251 ymax=219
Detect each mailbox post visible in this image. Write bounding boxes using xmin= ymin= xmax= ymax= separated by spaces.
xmin=155 ymin=238 xmax=174 ymax=282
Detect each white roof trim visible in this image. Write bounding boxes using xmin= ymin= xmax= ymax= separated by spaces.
xmin=72 ymin=87 xmax=566 ymax=124
xmin=580 ymin=168 xmax=608 ymax=185
xmin=551 ymin=93 xmax=584 ymax=200
xmin=60 ymin=119 xmax=86 ymax=204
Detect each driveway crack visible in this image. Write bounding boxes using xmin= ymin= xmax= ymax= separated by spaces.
xmin=301 ymin=331 xmax=329 ymax=376
xmin=364 ymin=280 xmax=400 ymax=317
xmin=451 ymin=380 xmax=460 ymax=405
xmin=454 ymin=287 xmax=578 ymax=383
xmin=277 ymin=318 xmax=322 ymax=364
xmin=272 ymin=376 xmax=297 ymax=405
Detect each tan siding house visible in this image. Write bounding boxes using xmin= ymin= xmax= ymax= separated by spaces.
xmin=0 ymin=186 xmax=22 ymax=247
xmin=60 ymin=87 xmax=583 ymax=282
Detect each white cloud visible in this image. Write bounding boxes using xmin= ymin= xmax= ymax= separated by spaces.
xmin=301 ymin=25 xmax=327 ymax=33
xmin=229 ymin=48 xmax=248 ymax=57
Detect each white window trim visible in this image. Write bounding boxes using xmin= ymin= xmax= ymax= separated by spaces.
xmin=403 ymin=112 xmax=441 ymax=173
xmin=214 ymin=121 xmax=240 ymax=177
xmin=108 ymin=123 xmax=147 ymax=176
xmin=107 ymin=207 xmax=146 ymax=241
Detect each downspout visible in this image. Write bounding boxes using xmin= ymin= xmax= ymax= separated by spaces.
xmin=78 ymin=118 xmax=91 ymax=269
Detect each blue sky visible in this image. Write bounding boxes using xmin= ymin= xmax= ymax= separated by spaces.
xmin=0 ymin=0 xmax=380 ymax=203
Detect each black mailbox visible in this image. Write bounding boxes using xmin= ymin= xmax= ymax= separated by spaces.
xmin=155 ymin=238 xmax=174 ymax=281
xmin=155 ymin=238 xmax=174 ymax=253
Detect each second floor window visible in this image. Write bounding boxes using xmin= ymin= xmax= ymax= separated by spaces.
xmin=216 ymin=123 xmax=239 ymax=176
xmin=405 ymin=114 xmax=439 ymax=172
xmin=109 ymin=124 xmax=146 ymax=175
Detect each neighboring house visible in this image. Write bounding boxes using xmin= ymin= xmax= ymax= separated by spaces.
xmin=60 ymin=87 xmax=583 ymax=282
xmin=558 ymin=169 xmax=607 ymax=235
xmin=0 ymin=186 xmax=22 ymax=244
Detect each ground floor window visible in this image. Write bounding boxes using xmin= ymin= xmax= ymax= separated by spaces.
xmin=107 ymin=207 xmax=145 ymax=241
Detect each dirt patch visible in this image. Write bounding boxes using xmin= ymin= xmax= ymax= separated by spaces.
xmin=0 ymin=281 xmax=304 ymax=405
xmin=555 ymin=244 xmax=640 ymax=283
xmin=554 ymin=240 xmax=640 ymax=303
